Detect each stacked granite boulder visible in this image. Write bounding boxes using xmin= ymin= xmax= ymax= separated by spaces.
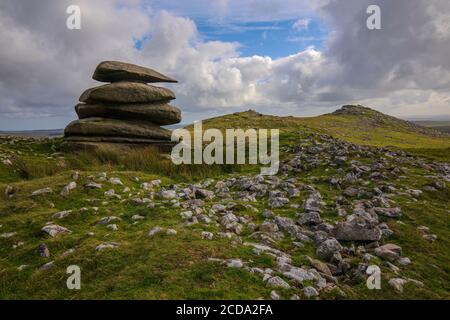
xmin=64 ymin=61 xmax=181 ymax=151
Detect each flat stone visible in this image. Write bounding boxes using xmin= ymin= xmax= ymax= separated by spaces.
xmin=95 ymin=242 xmax=119 ymax=251
xmin=270 ymin=290 xmax=280 ymax=300
xmin=60 ymin=181 xmax=76 ymax=196
xmin=259 ymin=221 xmax=279 ymax=233
xmin=316 ymin=238 xmax=343 ymax=262
xmin=166 ymin=229 xmax=177 ymax=235
xmin=109 ymin=177 xmax=123 ymax=185
xmin=397 ymin=257 xmax=411 ymax=266
xmin=52 ymin=210 xmax=72 ymax=219
xmin=40 ymin=261 xmax=55 ymax=270
xmin=0 ymin=232 xmax=17 ymax=238
xmin=297 ymin=211 xmax=322 ymax=225
xmin=226 ymin=259 xmax=243 ymax=268
xmin=266 ymin=276 xmax=291 ymax=289
xmin=107 ymin=224 xmax=118 ymax=231
xmin=93 ymin=61 xmax=178 ymax=83
xmin=283 ymin=266 xmax=315 ymax=283
xmin=131 ymin=214 xmax=145 ymax=221
xmin=96 ymin=216 xmax=121 ymax=225
xmin=374 ymin=207 xmax=402 ymax=218
xmin=375 ymin=244 xmax=402 ymax=261
xmin=148 ymin=226 xmax=162 ymax=237
xmin=79 ymin=82 xmax=175 ymax=104
xmin=41 ymin=224 xmax=71 ymax=237
xmin=201 ymin=231 xmax=214 ymax=240
xmin=308 ymin=257 xmax=332 ymax=276
xmin=332 ymin=218 xmax=381 ymax=241
xmin=303 ymin=286 xmax=319 ymax=298
xmin=64 ymin=118 xmax=172 ymax=140
xmin=388 ymin=278 xmax=407 ymax=293
xmin=75 ymin=102 xmax=181 ymax=125
xmin=31 ymin=187 xmax=53 ymax=196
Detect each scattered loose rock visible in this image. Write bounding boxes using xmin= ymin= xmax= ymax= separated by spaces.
xmin=95 ymin=242 xmax=119 ymax=251
xmin=41 ymin=224 xmax=71 ymax=237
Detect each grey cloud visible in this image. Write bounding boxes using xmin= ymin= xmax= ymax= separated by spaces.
xmin=320 ymin=0 xmax=450 ymax=93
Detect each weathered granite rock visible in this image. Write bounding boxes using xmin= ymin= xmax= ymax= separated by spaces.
xmin=64 ymin=118 xmax=172 ymax=140
xmin=75 ymin=102 xmax=181 ymax=125
xmin=332 ymin=218 xmax=381 ymax=241
xmin=63 ymin=61 xmax=182 ymax=151
xmin=93 ymin=61 xmax=178 ymax=83
xmin=79 ymin=82 xmax=175 ymax=104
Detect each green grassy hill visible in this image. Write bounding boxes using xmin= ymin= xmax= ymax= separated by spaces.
xmin=193 ymin=105 xmax=450 ymax=161
xmin=0 ymin=105 xmax=449 ymax=300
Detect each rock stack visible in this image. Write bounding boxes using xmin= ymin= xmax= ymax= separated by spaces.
xmin=63 ymin=61 xmax=181 ymax=151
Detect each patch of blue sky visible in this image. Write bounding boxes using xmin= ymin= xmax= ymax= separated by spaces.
xmin=134 ymin=34 xmax=151 ymax=50
xmin=196 ymin=18 xmax=329 ymax=58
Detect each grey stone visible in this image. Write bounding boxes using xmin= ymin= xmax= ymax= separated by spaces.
xmin=226 ymin=259 xmax=243 ymax=268
xmin=107 ymin=224 xmax=118 ymax=231
xmin=266 ymin=276 xmax=290 ymax=289
xmin=52 ymin=210 xmax=72 ymax=219
xmin=201 ymin=231 xmax=214 ymax=240
xmin=40 ymin=261 xmax=55 ymax=270
xmin=65 ymin=118 xmax=172 ymax=140
xmin=332 ymin=218 xmax=381 ymax=241
xmin=374 ymin=207 xmax=402 ymax=218
xmin=37 ymin=243 xmax=50 ymax=258
xmin=84 ymin=182 xmax=102 ymax=189
xmin=96 ymin=216 xmax=120 ymax=225
xmin=297 ymin=211 xmax=322 ymax=225
xmin=388 ymin=278 xmax=407 ymax=293
xmin=148 ymin=226 xmax=162 ymax=237
xmin=270 ymin=290 xmax=280 ymax=300
xmin=303 ymin=286 xmax=319 ymax=298
xmin=259 ymin=221 xmax=279 ymax=233
xmin=41 ymin=224 xmax=71 ymax=237
xmin=0 ymin=232 xmax=16 ymax=238
xmin=92 ymin=61 xmax=178 ymax=83
xmin=195 ymin=188 xmax=215 ymax=200
xmin=95 ymin=242 xmax=119 ymax=251
xmin=60 ymin=181 xmax=77 ymax=196
xmin=79 ymin=82 xmax=175 ymax=104
xmin=76 ymin=102 xmax=181 ymax=125
xmin=31 ymin=187 xmax=53 ymax=196
xmin=316 ymin=238 xmax=343 ymax=262
xmin=166 ymin=229 xmax=177 ymax=235
xmin=375 ymin=244 xmax=402 ymax=261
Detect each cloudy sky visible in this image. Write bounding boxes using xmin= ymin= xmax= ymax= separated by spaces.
xmin=0 ymin=0 xmax=449 ymax=130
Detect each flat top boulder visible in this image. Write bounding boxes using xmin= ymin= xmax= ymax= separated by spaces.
xmin=79 ymin=82 xmax=176 ymax=104
xmin=332 ymin=218 xmax=381 ymax=241
xmin=93 ymin=61 xmax=178 ymax=83
xmin=75 ymin=102 xmax=181 ymax=125
xmin=64 ymin=117 xmax=172 ymax=140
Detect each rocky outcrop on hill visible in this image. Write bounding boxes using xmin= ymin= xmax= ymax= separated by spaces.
xmin=332 ymin=105 xmax=449 ymax=137
xmin=63 ymin=61 xmax=181 ymax=150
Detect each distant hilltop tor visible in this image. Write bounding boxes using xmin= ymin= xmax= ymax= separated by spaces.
xmin=329 ymin=105 xmax=449 ymax=137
